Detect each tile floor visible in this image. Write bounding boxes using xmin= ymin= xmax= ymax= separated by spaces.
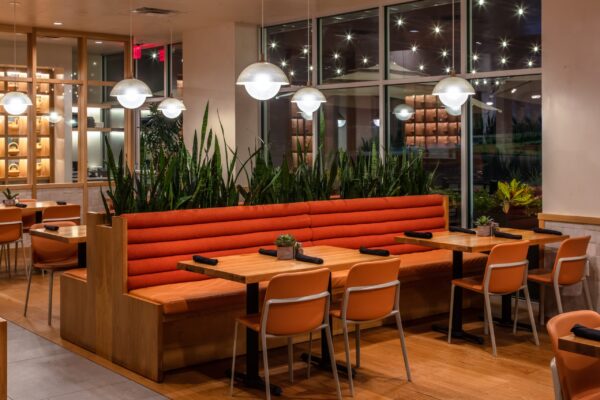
xmin=7 ymin=322 xmax=165 ymax=400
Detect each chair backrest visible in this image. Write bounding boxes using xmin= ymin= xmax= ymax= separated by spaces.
xmin=30 ymin=222 xmax=78 ymax=264
xmin=42 ymin=204 xmax=81 ymax=223
xmin=552 ymin=236 xmax=591 ymax=286
xmin=547 ymin=311 xmax=600 ymax=399
xmin=343 ymin=258 xmax=401 ymax=321
xmin=485 ymin=241 xmax=530 ymax=294
xmin=262 ymin=268 xmax=330 ymax=336
xmin=0 ymin=208 xmax=22 ymax=243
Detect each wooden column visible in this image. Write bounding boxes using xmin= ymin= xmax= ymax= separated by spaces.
xmin=0 ymin=318 xmax=6 ymax=400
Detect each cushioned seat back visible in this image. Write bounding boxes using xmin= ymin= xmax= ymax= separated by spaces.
xmin=124 ymin=203 xmax=312 ymax=290
xmin=309 ymin=195 xmax=446 ymax=254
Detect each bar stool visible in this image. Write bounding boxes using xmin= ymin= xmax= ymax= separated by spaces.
xmin=42 ymin=204 xmax=81 ymax=224
xmin=229 ymin=268 xmax=341 ymax=400
xmin=528 ymin=236 xmax=593 ymax=325
xmin=24 ymin=221 xmax=78 ymax=325
xmin=547 ymin=310 xmax=600 ymax=400
xmin=330 ymin=258 xmax=411 ymax=397
xmin=0 ymin=208 xmax=25 ymax=278
xmin=448 ymin=241 xmax=539 ymax=356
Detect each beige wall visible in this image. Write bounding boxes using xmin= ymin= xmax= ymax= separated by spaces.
xmin=542 ymin=0 xmax=600 ymax=217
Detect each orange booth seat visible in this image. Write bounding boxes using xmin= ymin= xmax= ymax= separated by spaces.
xmin=61 ymin=195 xmax=487 ymax=381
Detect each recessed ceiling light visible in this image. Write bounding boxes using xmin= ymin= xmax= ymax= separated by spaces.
xmin=486 ymin=101 xmax=494 ymax=106
xmin=53 ymin=21 xmax=63 ymax=26
xmin=531 ymin=94 xmax=541 ymax=99
xmin=511 ymin=88 xmax=517 ymax=94
xmin=95 ymin=41 xmax=103 ymax=44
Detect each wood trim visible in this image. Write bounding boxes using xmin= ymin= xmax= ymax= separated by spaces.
xmin=0 ymin=318 xmax=5 ymax=400
xmin=87 ymin=80 xmax=118 ymax=87
xmin=0 ymin=23 xmax=32 ymax=34
xmin=36 ymin=182 xmax=85 ymax=189
xmin=442 ymin=195 xmax=449 ymax=230
xmin=537 ymin=213 xmax=600 ymax=226
xmin=31 ymin=28 xmax=129 ymax=42
xmin=28 ymin=32 xmax=37 ymax=194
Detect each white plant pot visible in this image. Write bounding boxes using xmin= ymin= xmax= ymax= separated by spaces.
xmin=3 ymin=199 xmax=17 ymax=206
xmin=476 ymin=225 xmax=492 ymax=237
xmin=277 ymin=246 xmax=294 ymax=260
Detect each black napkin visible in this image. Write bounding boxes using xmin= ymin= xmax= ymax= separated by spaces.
xmin=44 ymin=225 xmax=59 ymax=231
xmin=494 ymin=231 xmax=522 ymax=240
xmin=571 ymin=324 xmax=600 ymax=342
xmin=193 ymin=254 xmax=218 ymax=266
xmin=56 ymin=201 xmax=67 ymax=205
xmin=15 ymin=203 xmax=27 ymax=208
xmin=259 ymin=248 xmax=277 ymax=257
xmin=359 ymin=247 xmax=390 ymax=257
xmin=450 ymin=226 xmax=476 ymax=235
xmin=404 ymin=231 xmax=433 ymax=239
xmin=533 ymin=227 xmax=563 ymax=236
xmin=295 ymin=253 xmax=324 ymax=264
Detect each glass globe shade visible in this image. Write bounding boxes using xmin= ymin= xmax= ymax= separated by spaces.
xmin=301 ymin=111 xmax=313 ymax=121
xmin=291 ymin=87 xmax=326 ymax=114
xmin=1 ymin=91 xmax=32 ymax=115
xmin=49 ymin=111 xmax=62 ymax=123
xmin=236 ymin=61 xmax=289 ymax=101
xmin=158 ymin=98 xmax=186 ymax=119
xmin=445 ymin=105 xmax=462 ymax=116
xmin=373 ymin=119 xmax=380 ymax=127
xmin=337 ymin=119 xmax=346 ymax=128
xmin=432 ymin=76 xmax=475 ymax=108
xmin=110 ymin=78 xmax=152 ymax=109
xmin=393 ymin=104 xmax=415 ymax=121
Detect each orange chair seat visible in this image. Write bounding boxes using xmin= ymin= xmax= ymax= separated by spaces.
xmin=452 ymin=276 xmax=484 ymax=293
xmin=33 ymin=257 xmax=78 ymax=271
xmin=62 ymin=268 xmax=87 ymax=281
xmin=527 ymin=268 xmax=553 ymax=284
xmin=331 ymin=249 xmax=487 ymax=289
xmin=237 ymin=314 xmax=262 ymax=332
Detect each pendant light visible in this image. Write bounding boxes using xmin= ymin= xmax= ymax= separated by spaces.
xmin=432 ymin=0 xmax=474 ymax=109
xmin=236 ymin=0 xmax=289 ymax=100
xmin=158 ymin=25 xmax=186 ymax=118
xmin=0 ymin=1 xmax=32 ymax=116
xmin=291 ymin=0 xmax=326 ymax=114
xmin=110 ymin=0 xmax=152 ymax=109
xmin=393 ymin=104 xmax=415 ymax=121
xmin=445 ymin=105 xmax=462 ymax=116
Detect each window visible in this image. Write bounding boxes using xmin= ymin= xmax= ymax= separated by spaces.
xmin=388 ymin=0 xmax=460 ymax=79
xmin=320 ymin=9 xmax=379 ymax=83
xmin=136 ymin=44 xmax=166 ymax=96
xmin=170 ymin=43 xmax=183 ymax=98
xmin=266 ymin=22 xmax=310 ymax=86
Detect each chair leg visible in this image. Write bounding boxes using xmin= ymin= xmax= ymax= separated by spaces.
xmin=539 ymin=285 xmax=546 ymax=327
xmin=554 ymin=285 xmax=563 ymax=314
xmin=484 ymin=293 xmax=497 ymax=357
xmin=448 ymin=284 xmax=455 ymax=343
xmin=342 ymin=322 xmax=355 ymax=397
xmin=5 ymin=244 xmax=10 ymax=279
xmin=14 ymin=241 xmax=18 ymax=273
xmin=325 ymin=325 xmax=342 ymax=400
xmin=48 ymin=271 xmax=54 ymax=325
xmin=583 ymin=279 xmax=594 ymax=311
xmin=23 ymin=266 xmax=33 ymax=317
xmin=229 ymin=321 xmax=239 ymax=396
xmin=395 ymin=312 xmax=412 ymax=382
xmin=307 ymin=332 xmax=312 ymax=378
xmin=20 ymin=239 xmax=26 ymax=273
xmin=355 ymin=324 xmax=361 ymax=369
xmin=287 ymin=337 xmax=294 ymax=384
xmin=483 ymin=299 xmax=489 ymax=336
xmin=524 ymin=286 xmax=540 ymax=346
xmin=261 ymin=332 xmax=271 ymax=400
xmin=513 ymin=290 xmax=520 ymax=335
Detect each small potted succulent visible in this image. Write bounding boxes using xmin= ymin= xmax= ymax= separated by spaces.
xmin=2 ymin=188 xmax=19 ymax=206
xmin=275 ymin=234 xmax=297 ymax=260
xmin=474 ymin=215 xmax=494 ymax=237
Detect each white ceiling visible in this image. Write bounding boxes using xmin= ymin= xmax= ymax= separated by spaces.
xmin=0 ymin=0 xmax=388 ymax=43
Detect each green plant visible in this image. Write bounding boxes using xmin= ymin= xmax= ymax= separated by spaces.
xmin=141 ymin=103 xmax=183 ymax=159
xmin=2 ymin=188 xmax=18 ymax=200
xmin=473 ymin=189 xmax=500 ymax=215
xmin=275 ymin=234 xmax=296 ymax=247
xmin=475 ymin=215 xmax=494 ymax=226
xmin=496 ymin=178 xmax=536 ymax=214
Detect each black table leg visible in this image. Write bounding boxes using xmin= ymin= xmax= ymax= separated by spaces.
xmin=228 ymin=282 xmax=282 ymax=396
xmin=35 ymin=211 xmax=42 ymax=224
xmin=77 ymin=242 xmax=87 ymax=268
xmin=432 ymin=250 xmax=484 ymax=344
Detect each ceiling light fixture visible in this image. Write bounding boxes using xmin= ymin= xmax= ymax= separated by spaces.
xmin=158 ymin=23 xmax=186 ymax=118
xmin=53 ymin=21 xmax=63 ymax=26
xmin=1 ymin=1 xmax=32 ymax=116
xmin=236 ymin=0 xmax=289 ymax=100
xmin=393 ymin=103 xmax=415 ymax=121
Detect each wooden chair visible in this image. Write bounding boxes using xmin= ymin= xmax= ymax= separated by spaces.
xmin=529 ymin=236 xmax=593 ymax=325
xmin=0 ymin=208 xmax=25 ymax=278
xmin=330 ymin=258 xmax=411 ymax=397
xmin=42 ymin=204 xmax=81 ymax=224
xmin=229 ymin=268 xmax=342 ymax=400
xmin=17 ymin=198 xmax=37 ymax=232
xmin=24 ymin=221 xmax=78 ymax=325
xmin=448 ymin=241 xmax=539 ymax=356
xmin=547 ymin=310 xmax=600 ymax=400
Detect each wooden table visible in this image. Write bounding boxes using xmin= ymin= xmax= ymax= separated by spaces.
xmin=559 ymin=331 xmax=600 ymax=357
xmin=30 ymin=225 xmax=87 ymax=267
xmin=395 ymin=228 xmax=568 ymax=344
xmin=178 ymin=245 xmax=392 ymax=396
xmin=0 ymin=200 xmax=71 ymax=223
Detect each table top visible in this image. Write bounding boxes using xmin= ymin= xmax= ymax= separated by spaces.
xmin=29 ymin=225 xmax=86 ymax=244
xmin=395 ymin=228 xmax=568 ymax=253
xmin=177 ymin=245 xmax=395 ymax=284
xmin=559 ymin=331 xmax=600 ymax=358
xmin=0 ymin=200 xmax=70 ymax=212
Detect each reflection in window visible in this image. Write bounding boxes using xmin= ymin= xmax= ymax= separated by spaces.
xmin=388 ymin=0 xmax=460 ymax=79
xmin=471 ymin=75 xmax=541 ymax=227
xmin=388 ymin=83 xmax=461 ymax=224
xmin=320 ymin=9 xmax=379 ymax=83
xmin=471 ymin=0 xmax=541 ymax=73
xmin=170 ymin=43 xmax=183 ymax=98
xmin=136 ymin=44 xmax=166 ymax=96
xmin=266 ymin=22 xmax=310 ymax=86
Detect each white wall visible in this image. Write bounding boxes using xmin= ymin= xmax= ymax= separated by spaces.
xmin=542 ymin=0 xmax=600 ymax=217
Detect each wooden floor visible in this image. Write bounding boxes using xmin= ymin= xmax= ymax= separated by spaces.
xmin=0 ymin=266 xmax=555 ymax=400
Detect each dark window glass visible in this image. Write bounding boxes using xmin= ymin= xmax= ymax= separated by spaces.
xmin=320 ymin=9 xmax=379 ymax=83
xmin=471 ymin=75 xmax=541 ymax=227
xmin=471 ymin=0 xmax=541 ymax=73
xmin=136 ymin=45 xmax=165 ymax=96
xmin=388 ymin=0 xmax=460 ymax=79
xmin=266 ymin=21 xmax=310 ymax=86
xmin=170 ymin=43 xmax=183 ymax=98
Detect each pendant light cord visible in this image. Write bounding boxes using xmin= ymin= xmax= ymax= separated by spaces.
xmin=306 ymin=0 xmax=310 ymax=86
xmin=259 ymin=0 xmax=265 ymax=61
xmin=169 ymin=23 xmax=173 ymax=98
xmin=12 ymin=1 xmax=16 ymax=77
xmin=451 ymin=0 xmax=455 ymax=73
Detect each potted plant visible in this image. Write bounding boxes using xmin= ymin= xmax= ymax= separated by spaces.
xmin=474 ymin=215 xmax=494 ymax=237
xmin=275 ymin=234 xmax=297 ymax=260
xmin=494 ymin=179 xmax=540 ymax=229
xmin=2 ymin=188 xmax=18 ymax=206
